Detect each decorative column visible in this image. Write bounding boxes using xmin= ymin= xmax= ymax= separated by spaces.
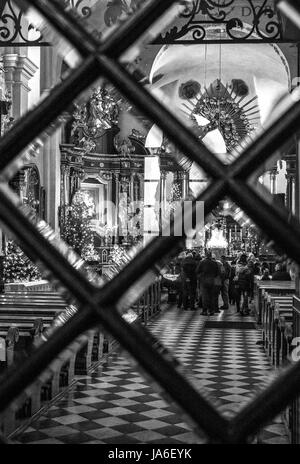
xmin=160 ymin=171 xmax=167 ymax=220
xmin=60 ymin=165 xmax=71 ymax=208
xmin=144 ymin=156 xmax=160 ymax=246
xmin=2 ymin=53 xmax=38 ymax=119
xmin=182 ymin=172 xmax=189 ymax=198
xmin=129 ymin=172 xmax=134 ymax=204
xmin=70 ymin=166 xmax=85 ymax=203
xmin=285 ymin=154 xmax=297 ymax=214
xmin=119 ymin=174 xmax=130 ymax=243
xmin=60 ymin=145 xmax=85 ymax=232
xmin=286 ymin=169 xmax=296 ymax=212
xmin=286 ymin=172 xmax=297 ymax=214
xmin=292 ymin=175 xmax=296 ymax=216
xmin=59 ymin=162 xmax=69 ymax=232
xmin=9 ymin=170 xmax=26 ymax=201
xmin=40 ymin=46 xmax=61 ymax=232
xmin=286 ymin=173 xmax=292 ymax=211
xmin=269 ymin=167 xmax=278 ymax=195
xmin=2 ymin=51 xmax=39 ymax=256
xmin=114 ymin=171 xmax=120 ymax=243
xmin=137 ymin=173 xmax=144 ymax=202
xmin=133 ymin=175 xmax=140 ymax=203
xmin=100 ymin=171 xmax=113 ymax=231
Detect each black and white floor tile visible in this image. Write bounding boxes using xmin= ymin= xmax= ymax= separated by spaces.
xmin=14 ymin=303 xmax=289 ymax=444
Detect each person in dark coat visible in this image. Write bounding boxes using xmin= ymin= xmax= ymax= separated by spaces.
xmin=272 ymin=264 xmax=291 ymax=281
xmin=212 ymin=254 xmax=223 ymax=314
xmin=195 ymin=253 xmax=203 ymax=308
xmin=229 ymin=259 xmax=236 ymax=305
xmin=261 ymin=268 xmax=271 ymax=281
xmin=234 ymin=254 xmax=251 ymax=315
xmin=261 ymin=262 xmax=269 ymax=273
xmin=197 ymin=251 xmax=220 ymax=315
xmin=181 ymin=252 xmax=197 ymax=310
xmin=220 ymin=255 xmax=231 ymax=310
xmin=247 ymin=259 xmax=255 ymax=301
xmin=176 ymin=252 xmax=185 ymax=308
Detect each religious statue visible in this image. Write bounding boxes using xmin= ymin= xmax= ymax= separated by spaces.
xmin=71 ymin=86 xmax=120 ymax=149
xmin=114 ymin=135 xmax=135 ymax=158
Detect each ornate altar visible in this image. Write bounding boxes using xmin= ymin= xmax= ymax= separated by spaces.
xmin=60 ymin=86 xmax=193 ymax=251
xmin=9 ymin=164 xmax=45 ymax=220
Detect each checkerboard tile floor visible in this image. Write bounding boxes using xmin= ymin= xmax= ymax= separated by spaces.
xmin=14 ymin=305 xmax=289 ymax=444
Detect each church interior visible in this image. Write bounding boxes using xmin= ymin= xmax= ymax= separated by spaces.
xmin=0 ymin=0 xmax=300 ymax=446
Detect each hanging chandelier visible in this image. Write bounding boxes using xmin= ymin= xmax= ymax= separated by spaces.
xmin=186 ymin=79 xmax=259 ymax=152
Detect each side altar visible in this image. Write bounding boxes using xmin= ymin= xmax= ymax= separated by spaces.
xmin=59 ymin=87 xmax=197 ymax=255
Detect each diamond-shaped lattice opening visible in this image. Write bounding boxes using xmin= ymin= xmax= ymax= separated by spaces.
xmin=0 ymin=0 xmax=300 ymax=445
xmin=0 ymin=4 xmax=85 ymax=159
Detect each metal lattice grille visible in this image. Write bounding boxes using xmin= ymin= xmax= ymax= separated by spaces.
xmin=0 ymin=0 xmax=300 ymax=444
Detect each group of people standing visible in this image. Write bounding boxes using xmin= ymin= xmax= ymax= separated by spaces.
xmin=173 ymin=250 xmax=291 ymax=316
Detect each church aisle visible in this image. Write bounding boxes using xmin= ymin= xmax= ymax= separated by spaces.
xmin=14 ymin=306 xmax=289 ymax=444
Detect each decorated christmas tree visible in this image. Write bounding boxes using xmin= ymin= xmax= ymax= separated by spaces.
xmin=61 ymin=190 xmax=98 ymax=260
xmin=3 ymin=240 xmax=41 ymax=283
xmin=165 ymin=183 xmax=182 ymax=217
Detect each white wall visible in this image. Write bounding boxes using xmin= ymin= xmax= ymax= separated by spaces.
xmin=27 ymin=47 xmax=40 ymax=110
xmin=27 ymin=47 xmax=43 ymax=182
xmin=276 ymin=160 xmax=287 ymax=194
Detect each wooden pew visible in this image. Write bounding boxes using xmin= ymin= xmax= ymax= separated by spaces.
xmin=261 ymin=294 xmax=293 ymax=368
xmin=278 ymin=312 xmax=293 ymax=366
xmin=131 ymin=278 xmax=161 ymax=324
xmin=262 ymin=294 xmax=293 ymax=362
xmin=256 ymin=292 xmax=294 ymax=442
xmin=0 ymin=324 xmax=105 ymax=436
xmin=0 ymin=279 xmax=162 ymax=437
xmin=0 ymin=293 xmax=106 ymax=436
xmin=0 ymin=324 xmax=44 ymax=435
xmin=254 ymin=279 xmax=295 ymax=324
xmin=272 ymin=300 xmax=293 ymax=366
xmin=291 ymin=296 xmax=300 ymax=443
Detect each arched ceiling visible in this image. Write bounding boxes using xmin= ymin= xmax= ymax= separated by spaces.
xmin=149 ymin=42 xmax=290 ymax=120
xmin=146 ymin=42 xmax=290 ymax=177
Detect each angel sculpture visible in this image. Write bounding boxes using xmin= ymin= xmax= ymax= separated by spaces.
xmin=114 ymin=135 xmax=135 ymax=158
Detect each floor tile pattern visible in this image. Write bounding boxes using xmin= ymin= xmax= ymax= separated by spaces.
xmin=14 ymin=304 xmax=289 ymax=444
